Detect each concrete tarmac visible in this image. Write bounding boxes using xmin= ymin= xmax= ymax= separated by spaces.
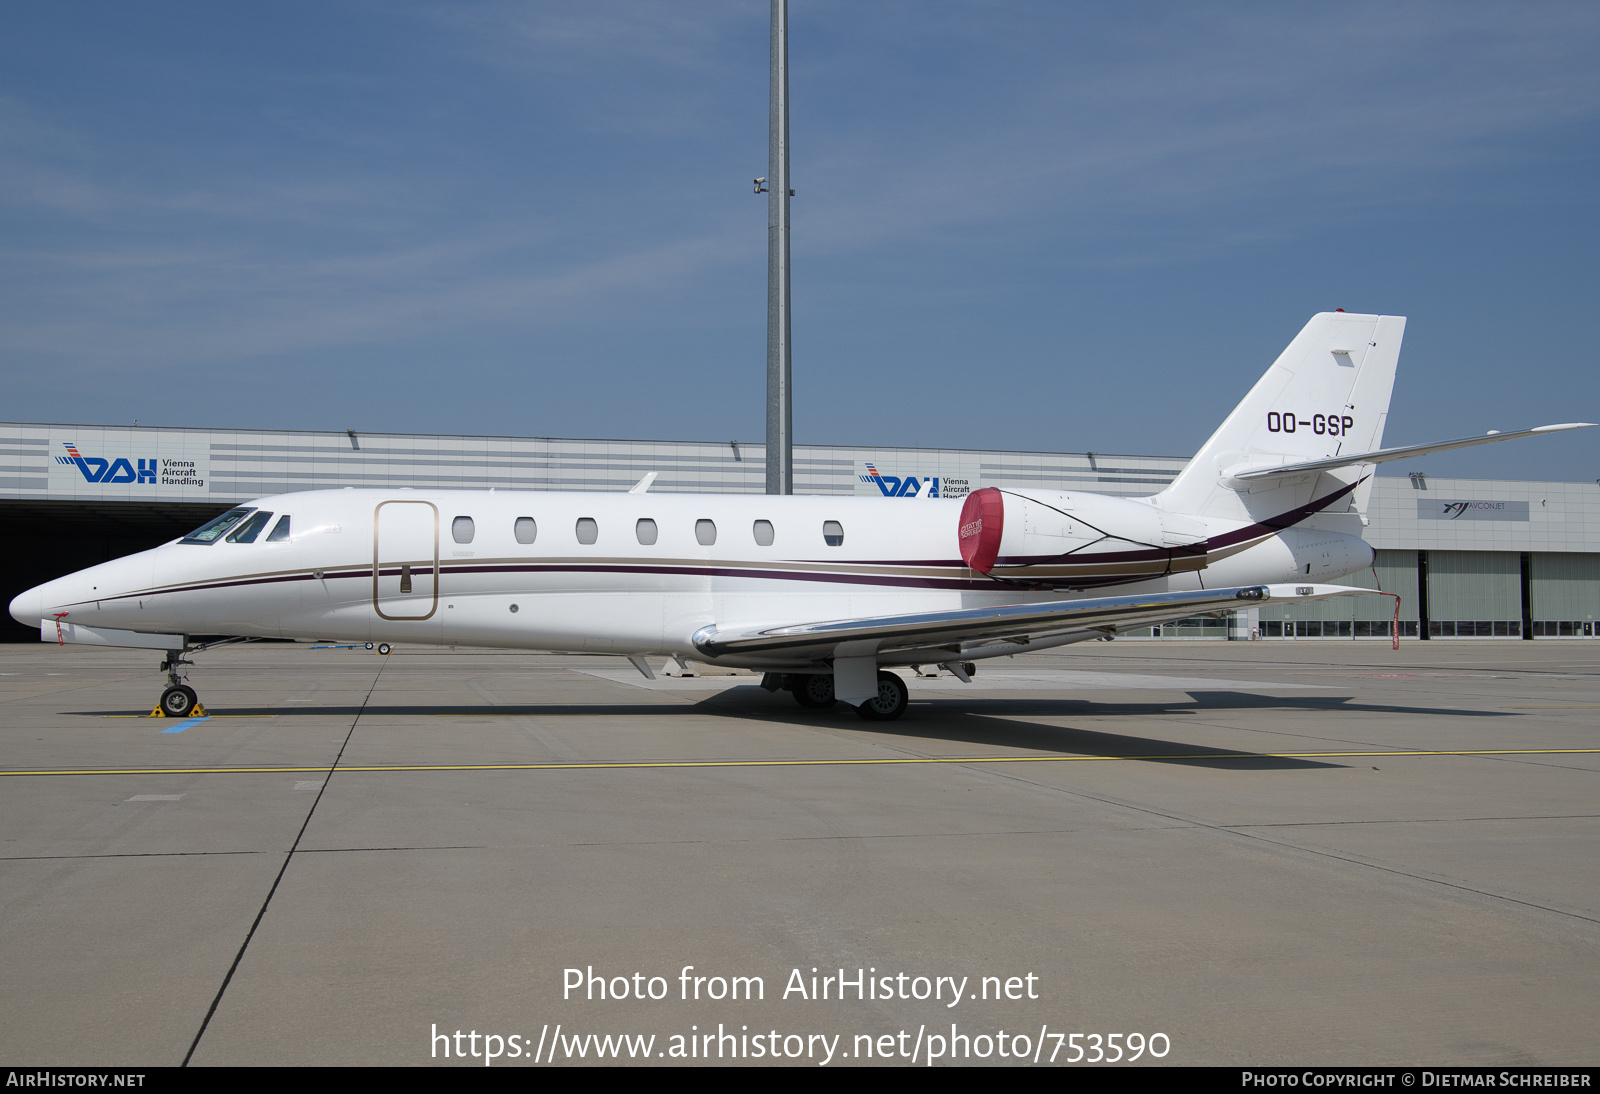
xmin=0 ymin=639 xmax=1595 ymax=1067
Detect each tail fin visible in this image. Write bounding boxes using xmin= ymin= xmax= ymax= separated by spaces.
xmin=1154 ymin=312 xmax=1405 ymax=526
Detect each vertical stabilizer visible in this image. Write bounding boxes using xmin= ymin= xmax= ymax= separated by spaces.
xmin=1154 ymin=312 xmax=1405 ymax=526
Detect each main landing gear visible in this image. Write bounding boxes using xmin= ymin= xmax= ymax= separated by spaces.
xmin=790 ymin=673 xmax=837 ymax=709
xmin=768 ymin=671 xmax=911 ymax=721
xmin=854 ymin=672 xmax=909 ymax=722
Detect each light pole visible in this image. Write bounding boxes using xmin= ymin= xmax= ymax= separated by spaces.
xmin=764 ymin=0 xmax=793 ymax=495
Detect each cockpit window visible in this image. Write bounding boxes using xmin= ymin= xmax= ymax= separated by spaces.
xmin=181 ymin=508 xmax=253 ymax=545
xmin=265 ymin=515 xmax=291 ymax=542
xmin=226 ymin=511 xmax=274 ymax=543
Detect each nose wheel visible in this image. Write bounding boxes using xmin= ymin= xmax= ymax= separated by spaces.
xmin=159 ymin=685 xmax=198 ymax=718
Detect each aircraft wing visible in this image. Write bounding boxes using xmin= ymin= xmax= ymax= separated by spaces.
xmin=692 ymin=583 xmax=1368 ymax=660
xmin=1226 ymin=422 xmax=1595 ymax=483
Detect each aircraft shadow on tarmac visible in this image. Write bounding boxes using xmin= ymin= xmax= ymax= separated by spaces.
xmin=699 ymin=686 xmax=1509 ymax=721
xmin=701 ymin=687 xmax=1517 ymax=770
xmin=73 ymin=688 xmax=1506 ymax=723
xmin=855 ymin=715 xmax=1339 ymax=770
xmin=908 ymin=689 xmax=1512 ymax=720
xmin=70 ymin=688 xmax=1512 ymax=771
xmin=693 ymin=691 xmax=1320 ymax=770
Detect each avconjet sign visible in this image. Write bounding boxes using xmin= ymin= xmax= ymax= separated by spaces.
xmin=1418 ymin=500 xmax=1530 ymax=522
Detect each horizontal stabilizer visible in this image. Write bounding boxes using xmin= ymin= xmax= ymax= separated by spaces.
xmin=693 ymin=584 xmax=1368 ymax=660
xmin=1226 ymin=423 xmax=1595 ymax=483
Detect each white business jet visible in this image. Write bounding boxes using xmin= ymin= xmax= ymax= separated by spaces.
xmin=10 ymin=313 xmax=1591 ymax=721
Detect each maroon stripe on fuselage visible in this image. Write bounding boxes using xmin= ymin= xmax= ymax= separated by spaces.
xmin=993 ymin=546 xmax=1172 ymax=566
xmin=989 ymin=479 xmax=1361 ymax=566
xmin=437 ymin=562 xmax=984 ymax=590
xmin=1202 ymin=479 xmax=1362 ymax=549
xmin=96 ymin=481 xmax=1363 ymax=605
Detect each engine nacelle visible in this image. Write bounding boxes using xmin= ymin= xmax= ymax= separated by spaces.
xmin=1203 ymin=526 xmax=1375 ymax=587
xmin=958 ymin=487 xmax=1208 ymax=586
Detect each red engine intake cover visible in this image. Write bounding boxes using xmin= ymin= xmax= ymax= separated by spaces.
xmin=958 ymin=487 xmax=1004 ymax=574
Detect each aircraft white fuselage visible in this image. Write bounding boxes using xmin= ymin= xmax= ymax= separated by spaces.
xmin=13 ymin=486 xmax=1371 ymax=669
xmin=10 ymin=312 xmax=1590 ymax=716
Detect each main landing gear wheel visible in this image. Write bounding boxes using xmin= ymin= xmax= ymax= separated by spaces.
xmin=855 ymin=671 xmax=909 ymax=721
xmin=159 ymin=684 xmax=198 ymax=718
xmin=377 ymin=643 xmax=392 ymax=655
xmin=790 ymin=673 xmax=836 ymax=709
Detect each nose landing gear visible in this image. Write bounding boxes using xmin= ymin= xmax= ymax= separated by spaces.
xmin=154 ymin=654 xmax=205 ymax=718
xmin=147 ymin=636 xmax=260 ymax=718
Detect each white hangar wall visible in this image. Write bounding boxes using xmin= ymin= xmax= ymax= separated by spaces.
xmin=0 ymin=422 xmax=1184 ymax=502
xmin=1247 ymin=477 xmax=1600 ymax=640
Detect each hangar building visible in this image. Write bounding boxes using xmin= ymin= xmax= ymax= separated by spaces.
xmin=3 ymin=421 xmax=1594 ymax=642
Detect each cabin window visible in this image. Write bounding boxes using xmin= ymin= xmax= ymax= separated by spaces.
xmin=452 ymin=516 xmax=475 ymax=544
xmin=695 ymin=519 xmax=717 ymax=546
xmin=180 ymin=508 xmax=252 ymax=545
xmin=576 ymin=517 xmax=598 ymax=544
xmin=514 ymin=517 xmax=537 ymax=544
xmin=266 ymin=515 xmax=291 ymax=542
xmin=636 ymin=518 xmax=658 ymax=545
xmin=225 ymin=511 xmax=274 ymax=543
xmin=752 ymin=519 xmax=775 ymax=546
xmin=823 ymin=520 xmax=844 ymax=547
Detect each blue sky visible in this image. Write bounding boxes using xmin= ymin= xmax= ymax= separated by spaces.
xmin=2 ymin=1 xmax=1596 ymax=481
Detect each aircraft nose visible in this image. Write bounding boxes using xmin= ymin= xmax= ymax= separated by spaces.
xmin=9 ymin=573 xmax=78 ymax=629
xmin=10 ymin=584 xmax=44 ymax=629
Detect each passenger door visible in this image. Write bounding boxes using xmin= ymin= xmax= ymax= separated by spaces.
xmin=373 ymin=500 xmax=438 ymax=620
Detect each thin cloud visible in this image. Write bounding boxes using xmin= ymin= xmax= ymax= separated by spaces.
xmin=0 ymin=1 xmax=1594 ymax=474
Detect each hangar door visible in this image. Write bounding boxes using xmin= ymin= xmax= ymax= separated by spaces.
xmin=374 ymin=500 xmax=438 ymax=621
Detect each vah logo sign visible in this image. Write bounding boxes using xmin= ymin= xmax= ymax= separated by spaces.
xmin=51 ymin=440 xmax=208 ymax=492
xmin=57 ymin=443 xmax=156 ymax=484
xmin=1417 ymin=499 xmax=1529 ymax=522
xmin=859 ymin=462 xmax=938 ymax=497
xmin=855 ymin=463 xmax=973 ymax=499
